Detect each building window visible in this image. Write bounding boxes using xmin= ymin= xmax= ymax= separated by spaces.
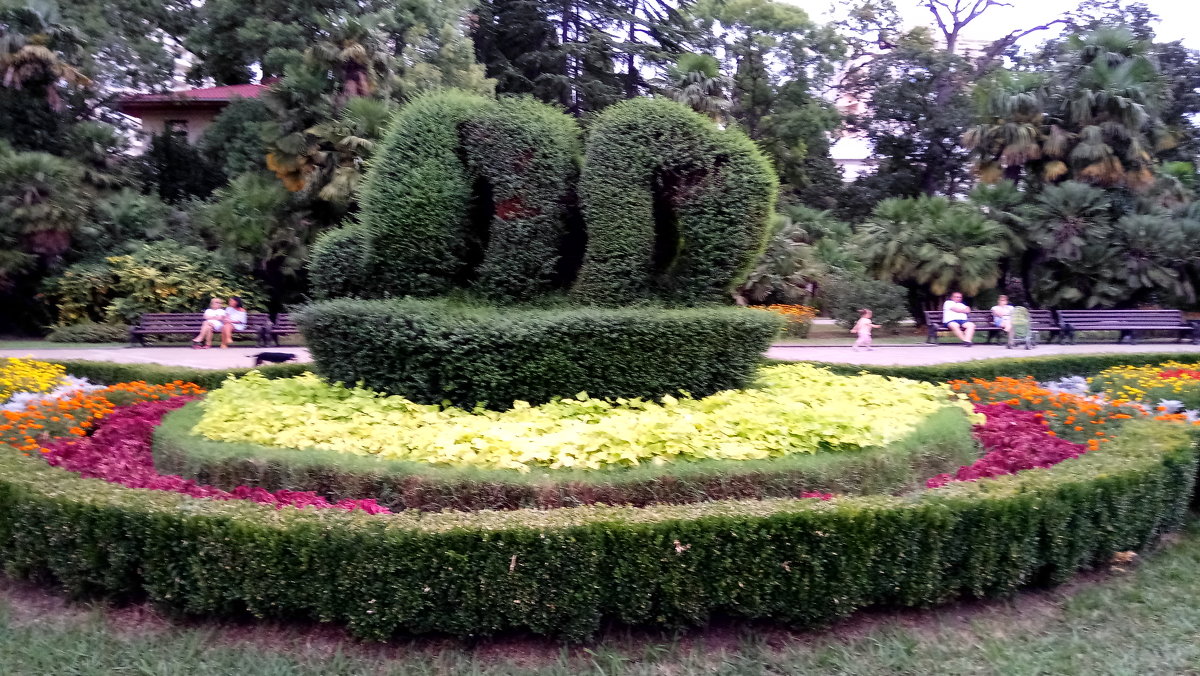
xmin=166 ymin=120 xmax=189 ymax=137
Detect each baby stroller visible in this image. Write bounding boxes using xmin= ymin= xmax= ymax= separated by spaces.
xmin=1006 ymin=306 xmax=1036 ymax=350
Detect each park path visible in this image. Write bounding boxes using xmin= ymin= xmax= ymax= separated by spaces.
xmin=2 ymin=341 xmax=1200 ymax=370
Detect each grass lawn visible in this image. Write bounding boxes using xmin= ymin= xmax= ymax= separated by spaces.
xmin=4 ymin=520 xmax=1200 ymax=674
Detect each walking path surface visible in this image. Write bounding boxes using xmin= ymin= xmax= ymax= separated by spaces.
xmin=0 ymin=346 xmax=313 ymax=370
xmin=3 ymin=342 xmax=1200 ymax=369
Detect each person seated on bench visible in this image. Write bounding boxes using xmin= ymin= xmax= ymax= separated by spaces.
xmin=991 ymin=294 xmax=1014 ymax=334
xmin=192 ymin=298 xmax=225 ymax=349
xmin=942 ymin=292 xmax=975 ymax=346
xmin=220 ymin=296 xmax=248 ymax=349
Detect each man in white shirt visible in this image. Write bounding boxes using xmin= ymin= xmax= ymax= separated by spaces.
xmin=941 ymin=291 xmax=975 ymax=346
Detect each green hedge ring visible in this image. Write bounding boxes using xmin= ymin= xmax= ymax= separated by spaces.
xmin=153 ymin=404 xmax=979 ymax=512
xmin=572 ymin=98 xmax=778 ymax=305
xmin=0 ymin=419 xmax=1193 ymax=641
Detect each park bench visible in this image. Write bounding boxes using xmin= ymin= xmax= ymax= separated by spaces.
xmin=923 ymin=309 xmax=1060 ymax=344
xmin=264 ymin=313 xmax=299 ymax=346
xmin=129 ymin=313 xmax=279 ymax=346
xmin=1055 ymin=309 xmax=1200 ymax=345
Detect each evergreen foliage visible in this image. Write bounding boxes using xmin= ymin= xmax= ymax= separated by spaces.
xmin=572 ymin=97 xmax=777 ymax=305
xmin=296 ymin=298 xmax=781 ymax=407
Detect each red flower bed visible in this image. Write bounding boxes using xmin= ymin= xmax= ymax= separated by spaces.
xmin=1159 ymin=368 xmax=1200 ymax=380
xmin=926 ymin=403 xmax=1088 ymax=488
xmin=43 ymin=398 xmax=389 ymax=514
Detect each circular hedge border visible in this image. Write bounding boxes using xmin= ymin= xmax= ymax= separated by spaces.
xmin=152 ymin=403 xmax=978 ymax=512
xmin=0 ymin=412 xmax=1192 ymax=641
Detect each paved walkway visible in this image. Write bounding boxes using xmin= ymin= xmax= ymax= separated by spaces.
xmin=2 ymin=342 xmax=1200 ymax=370
xmin=0 ymin=346 xmax=312 ymax=370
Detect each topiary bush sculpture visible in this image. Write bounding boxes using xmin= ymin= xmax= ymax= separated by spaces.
xmin=303 ymin=92 xmax=780 ymax=404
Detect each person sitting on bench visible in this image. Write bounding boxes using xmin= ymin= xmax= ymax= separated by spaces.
xmin=942 ymin=292 xmax=975 ymax=346
xmin=991 ymin=294 xmax=1014 ymax=334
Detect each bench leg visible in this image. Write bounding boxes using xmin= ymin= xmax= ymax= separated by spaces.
xmin=926 ymin=325 xmax=939 ymax=344
xmin=1191 ymin=322 xmax=1200 ymax=345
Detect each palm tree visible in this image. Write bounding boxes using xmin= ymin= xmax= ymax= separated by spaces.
xmin=908 ymin=204 xmax=1005 ymax=297
xmin=1108 ymin=214 xmax=1192 ymax=304
xmin=1061 ymin=28 xmax=1172 ymax=188
xmin=308 ymin=10 xmax=396 ymax=110
xmin=0 ymin=147 xmax=86 ymax=282
xmin=304 ymin=97 xmax=395 ymax=206
xmin=661 ymin=52 xmax=730 ymax=123
xmin=0 ymin=0 xmax=88 ymax=110
xmin=1020 ymin=181 xmax=1112 ymax=262
xmin=853 ymin=197 xmax=926 ymax=285
xmin=961 ymin=72 xmax=1067 ymax=185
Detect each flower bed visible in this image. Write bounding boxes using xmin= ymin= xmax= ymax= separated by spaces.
xmin=0 ymin=357 xmax=1196 ymax=641
xmin=154 ymin=402 xmax=977 ymax=511
xmin=193 ymin=364 xmax=975 ymax=470
xmin=1090 ymin=361 xmax=1200 ymax=411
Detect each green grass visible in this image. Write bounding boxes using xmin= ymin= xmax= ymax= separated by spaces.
xmin=5 ymin=519 xmax=1200 ymax=674
xmin=0 ymin=341 xmax=125 ymax=349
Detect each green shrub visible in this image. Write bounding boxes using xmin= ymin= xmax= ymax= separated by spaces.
xmin=297 ymin=298 xmax=781 ymax=407
xmin=156 ymin=400 xmax=977 ymax=511
xmin=572 ymin=98 xmax=777 ymax=305
xmin=463 ymin=97 xmax=581 ymax=301
xmin=0 ymin=419 xmax=1190 ymax=641
xmin=49 ymin=360 xmax=309 ymax=389
xmin=809 ymin=353 xmax=1200 ymax=383
xmin=819 ymin=273 xmax=911 ymax=331
xmin=47 ymin=241 xmax=260 ymax=325
xmin=308 ymin=224 xmax=370 ymax=300
xmin=45 ymin=322 xmax=128 ymax=344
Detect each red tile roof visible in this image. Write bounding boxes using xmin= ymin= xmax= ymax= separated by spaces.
xmin=117 ymin=83 xmax=268 ymax=112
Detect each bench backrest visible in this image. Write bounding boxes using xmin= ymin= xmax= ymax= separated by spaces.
xmin=135 ymin=312 xmax=273 ymax=330
xmin=923 ymin=309 xmax=1056 ymax=328
xmin=1056 ymin=309 xmax=1187 ymax=328
xmin=271 ymin=313 xmax=298 ymax=332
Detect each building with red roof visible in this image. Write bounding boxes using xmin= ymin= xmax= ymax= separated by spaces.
xmin=117 ymin=83 xmax=268 ymax=144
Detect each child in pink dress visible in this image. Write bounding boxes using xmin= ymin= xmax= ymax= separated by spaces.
xmin=851 ymin=308 xmax=882 ymax=351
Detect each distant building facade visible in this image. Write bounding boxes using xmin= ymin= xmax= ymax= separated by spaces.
xmin=116 ymin=83 xmax=268 ymax=144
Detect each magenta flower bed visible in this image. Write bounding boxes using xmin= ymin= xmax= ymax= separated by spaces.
xmin=43 ymin=398 xmax=389 ymax=514
xmin=926 ymin=403 xmax=1088 ymax=488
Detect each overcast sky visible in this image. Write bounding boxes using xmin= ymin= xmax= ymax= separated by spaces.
xmin=806 ymin=0 xmax=1200 ymax=49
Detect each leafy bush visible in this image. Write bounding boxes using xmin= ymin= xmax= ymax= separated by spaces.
xmin=819 ymin=273 xmax=910 ymax=331
xmin=45 ymin=322 xmax=128 ymax=343
xmin=573 ymin=97 xmax=777 ymax=305
xmin=47 ymin=360 xmax=309 ymax=389
xmin=308 ymin=224 xmax=370 ymax=300
xmin=312 ymin=93 xmax=582 ymax=301
xmin=192 ymin=364 xmax=973 ymax=470
xmin=0 ymin=416 xmax=1191 ymax=641
xmin=47 ymin=241 xmax=260 ymax=325
xmin=298 ymin=298 xmax=781 ymax=407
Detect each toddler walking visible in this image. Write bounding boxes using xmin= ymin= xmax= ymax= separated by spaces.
xmin=851 ymin=308 xmax=881 ymax=351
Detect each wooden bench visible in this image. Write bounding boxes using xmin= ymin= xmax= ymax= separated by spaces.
xmin=264 ymin=313 xmax=299 ymax=346
xmin=129 ymin=313 xmax=275 ymax=346
xmin=1055 ymin=309 xmax=1200 ymax=345
xmin=923 ymin=309 xmax=1060 ymax=344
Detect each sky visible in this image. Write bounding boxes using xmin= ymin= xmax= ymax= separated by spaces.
xmin=806 ymin=0 xmax=1200 ymax=49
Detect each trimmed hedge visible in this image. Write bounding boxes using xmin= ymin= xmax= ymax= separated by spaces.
xmin=805 ymin=353 xmax=1200 ymax=384
xmin=296 ymin=298 xmax=781 ymax=407
xmin=0 ymin=419 xmax=1192 ymax=641
xmin=463 ymin=97 xmax=581 ymax=301
xmin=48 ymin=360 xmax=309 ymax=389
xmin=154 ymin=404 xmax=978 ymax=511
xmin=310 ymin=93 xmax=583 ymax=301
xmin=572 ymin=98 xmax=777 ymax=305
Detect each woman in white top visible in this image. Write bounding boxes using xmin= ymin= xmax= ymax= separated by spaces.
xmin=220 ymin=296 xmax=248 ymax=349
xmin=991 ymin=294 xmax=1014 ymax=334
xmin=192 ymin=298 xmax=225 ymax=349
